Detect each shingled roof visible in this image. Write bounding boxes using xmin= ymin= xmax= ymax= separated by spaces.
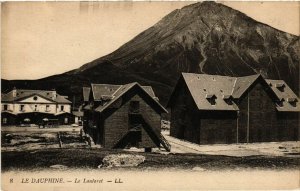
xmin=170 ymin=73 xmax=299 ymax=112
xmin=265 ymin=79 xmax=300 ymax=112
xmin=91 ymin=84 xmax=122 ymax=101
xmin=86 ymin=83 xmax=167 ymax=113
xmin=181 ymin=73 xmax=239 ymax=111
xmin=90 ymin=84 xmax=156 ymax=101
xmin=1 ymin=89 xmax=71 ymax=104
xmin=231 ymin=74 xmax=260 ymax=98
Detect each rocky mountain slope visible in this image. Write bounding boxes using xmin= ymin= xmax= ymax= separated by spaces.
xmin=2 ymin=2 xmax=299 ymax=106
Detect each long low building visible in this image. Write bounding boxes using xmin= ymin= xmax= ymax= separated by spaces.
xmin=167 ymin=73 xmax=300 ymax=144
xmin=1 ymin=88 xmax=74 ymax=126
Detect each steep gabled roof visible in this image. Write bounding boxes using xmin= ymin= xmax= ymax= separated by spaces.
xmin=181 ymin=73 xmax=239 ymax=111
xmin=91 ymin=84 xmax=121 ymax=101
xmin=89 ymin=82 xmax=167 ymax=113
xmin=231 ymin=74 xmax=261 ymax=98
xmin=90 ymin=83 xmax=158 ymax=102
xmin=139 ymin=86 xmax=156 ymax=98
xmin=1 ymin=89 xmax=71 ymax=104
xmin=82 ymin=87 xmax=91 ymax=102
xmin=170 ymin=73 xmax=299 ymax=112
xmin=265 ymin=79 xmax=300 ymax=112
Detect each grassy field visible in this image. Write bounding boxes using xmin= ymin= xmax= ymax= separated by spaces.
xmin=1 ymin=126 xmax=300 ymax=171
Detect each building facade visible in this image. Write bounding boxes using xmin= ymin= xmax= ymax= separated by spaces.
xmin=72 ymin=110 xmax=84 ymax=125
xmin=82 ymin=83 xmax=170 ymax=151
xmin=1 ymin=88 xmax=73 ymax=126
xmin=168 ymin=73 xmax=300 ymax=145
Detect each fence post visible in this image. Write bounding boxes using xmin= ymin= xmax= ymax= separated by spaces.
xmin=57 ymin=132 xmax=62 ymax=148
xmin=80 ymin=128 xmax=84 ymax=142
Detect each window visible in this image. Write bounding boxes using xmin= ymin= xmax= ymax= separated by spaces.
xmin=275 ymin=83 xmax=285 ymax=92
xmin=33 ymin=96 xmax=38 ymax=101
xmin=3 ymin=105 xmax=8 ymax=111
xmin=60 ymin=105 xmax=64 ymax=111
xmin=289 ymin=101 xmax=297 ymax=107
xmin=3 ymin=118 xmax=7 ymax=124
xmin=276 ymin=101 xmax=284 ymax=107
xmin=34 ymin=105 xmax=38 ymax=111
xmin=129 ymin=101 xmax=140 ymax=113
xmin=46 ymin=105 xmax=50 ymax=112
xmin=208 ymin=98 xmax=216 ymax=105
xmin=20 ymin=105 xmax=25 ymax=111
xmin=223 ymin=95 xmax=233 ymax=105
xmin=64 ymin=117 xmax=68 ymax=124
xmin=287 ymin=98 xmax=297 ymax=107
xmin=206 ymin=94 xmax=217 ymax=106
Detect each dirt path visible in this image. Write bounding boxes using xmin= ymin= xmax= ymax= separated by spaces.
xmin=162 ymin=131 xmax=300 ymax=157
xmin=166 ymin=137 xmax=203 ymax=154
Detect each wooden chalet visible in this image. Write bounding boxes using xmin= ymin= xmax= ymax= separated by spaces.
xmin=167 ymin=73 xmax=300 ymax=144
xmin=82 ymin=83 xmax=170 ymax=151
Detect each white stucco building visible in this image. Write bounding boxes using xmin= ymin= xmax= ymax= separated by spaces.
xmin=1 ymin=88 xmax=73 ymax=125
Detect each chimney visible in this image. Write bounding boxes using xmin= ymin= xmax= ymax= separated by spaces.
xmin=12 ymin=87 xmax=17 ymax=98
xmin=52 ymin=89 xmax=57 ymax=100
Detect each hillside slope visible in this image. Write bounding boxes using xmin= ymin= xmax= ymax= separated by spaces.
xmin=2 ymin=2 xmax=299 ymax=106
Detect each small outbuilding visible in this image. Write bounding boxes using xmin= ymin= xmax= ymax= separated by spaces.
xmin=72 ymin=110 xmax=84 ymax=125
xmin=82 ymin=83 xmax=170 ymax=151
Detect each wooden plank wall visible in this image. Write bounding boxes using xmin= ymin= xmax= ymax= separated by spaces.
xmin=169 ymin=81 xmax=200 ymax=144
xmin=238 ymin=83 xmax=299 ymax=142
xmin=104 ymin=93 xmax=161 ymax=148
xmin=199 ymin=111 xmax=237 ymax=144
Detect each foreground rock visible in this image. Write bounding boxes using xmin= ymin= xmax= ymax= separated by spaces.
xmin=101 ymin=154 xmax=145 ymax=168
xmin=192 ymin=167 xmax=206 ymax=171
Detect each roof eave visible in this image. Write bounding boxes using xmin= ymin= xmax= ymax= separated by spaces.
xmin=94 ymin=83 xmax=168 ymax=114
xmin=197 ymin=108 xmax=239 ymax=111
xmin=276 ymin=107 xmax=300 ymax=112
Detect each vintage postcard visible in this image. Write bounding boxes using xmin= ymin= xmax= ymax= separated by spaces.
xmin=1 ymin=1 xmax=300 ymax=190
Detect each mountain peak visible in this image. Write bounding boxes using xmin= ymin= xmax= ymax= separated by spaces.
xmin=3 ymin=2 xmax=299 ymax=105
xmin=72 ymin=1 xmax=299 ymax=98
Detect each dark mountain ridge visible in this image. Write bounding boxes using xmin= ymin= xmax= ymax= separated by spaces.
xmin=2 ymin=2 xmax=299 ymax=106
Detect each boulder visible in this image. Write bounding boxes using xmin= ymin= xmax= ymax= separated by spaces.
xmin=101 ymin=154 xmax=145 ymax=168
xmin=192 ymin=166 xmax=206 ymax=171
xmin=50 ymin=164 xmax=68 ymax=169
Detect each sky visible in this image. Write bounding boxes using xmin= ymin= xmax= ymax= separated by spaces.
xmin=1 ymin=1 xmax=299 ymax=80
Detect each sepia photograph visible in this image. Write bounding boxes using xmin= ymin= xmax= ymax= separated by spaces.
xmin=1 ymin=1 xmax=300 ymax=190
